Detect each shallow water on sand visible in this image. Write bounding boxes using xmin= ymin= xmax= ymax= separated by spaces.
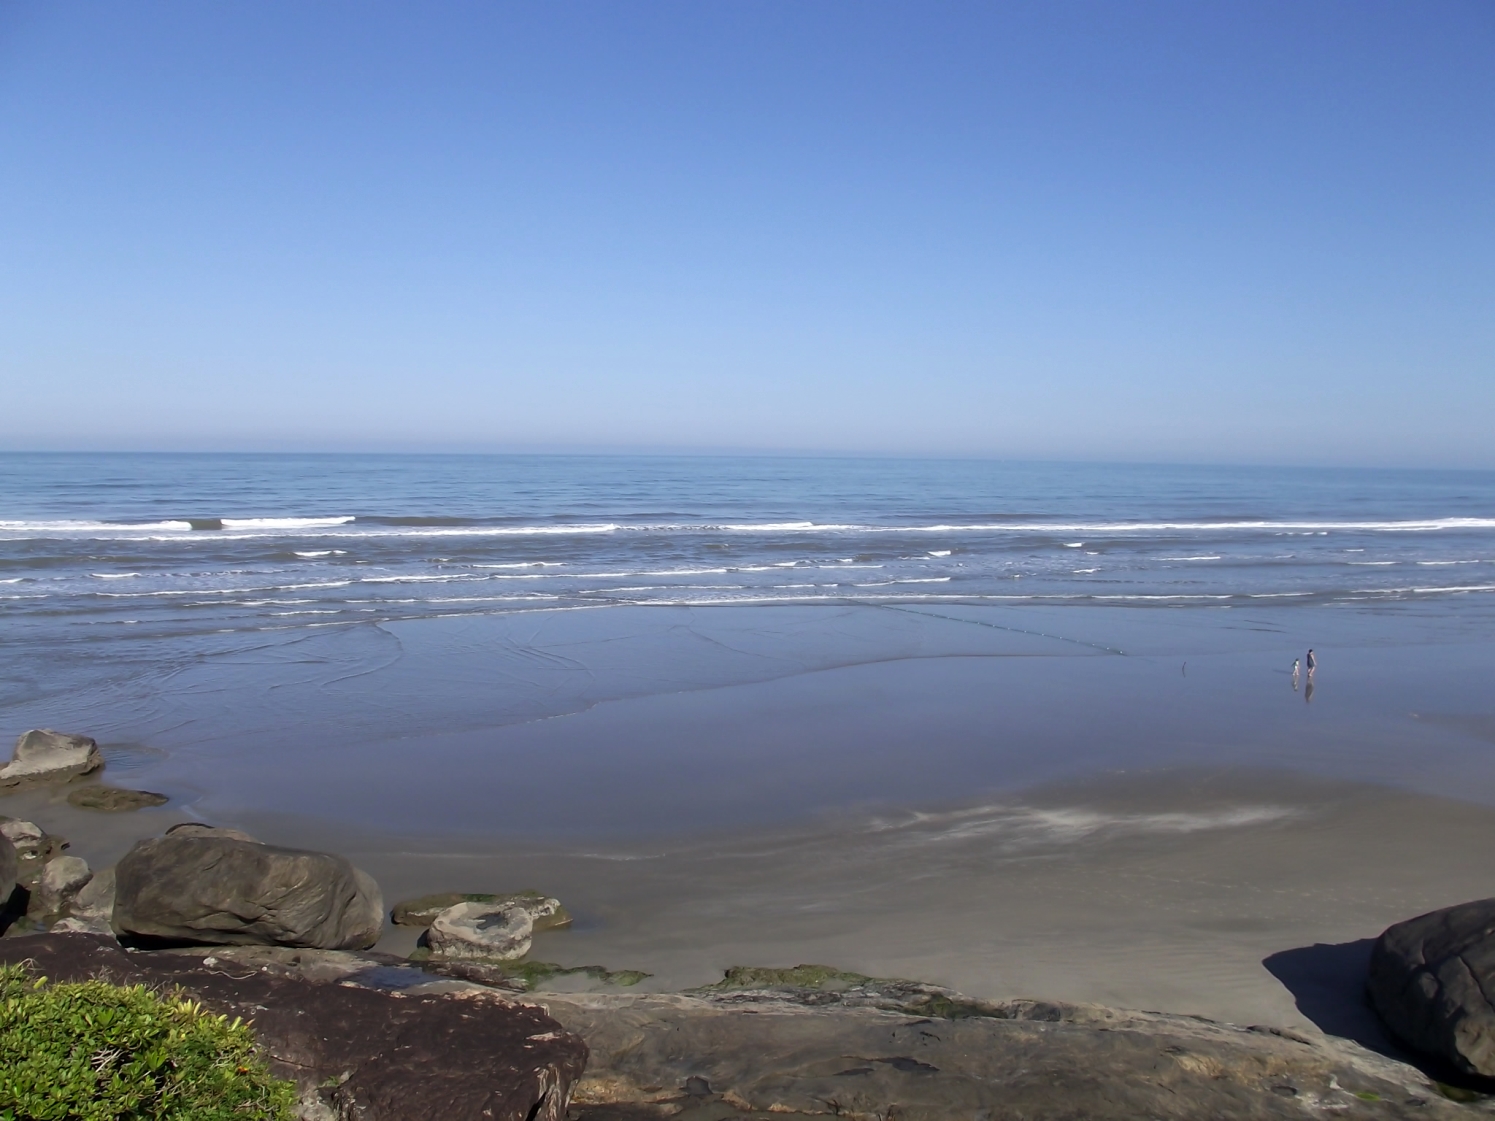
xmin=4 ymin=599 xmax=1495 ymax=839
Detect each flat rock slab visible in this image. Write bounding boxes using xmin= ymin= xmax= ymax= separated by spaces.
xmin=0 ymin=933 xmax=587 ymax=1121
xmin=66 ymin=785 xmax=169 ymax=811
xmin=539 ymin=988 xmax=1465 ymax=1121
xmin=1370 ymin=897 xmax=1495 ymax=1076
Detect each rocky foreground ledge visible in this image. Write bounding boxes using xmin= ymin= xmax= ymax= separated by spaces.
xmin=0 ymin=934 xmax=1471 ymax=1121
xmin=3 ymin=729 xmax=1494 ymax=1119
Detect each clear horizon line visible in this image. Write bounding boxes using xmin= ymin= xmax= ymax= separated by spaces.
xmin=1 ymin=445 xmax=1492 ymax=475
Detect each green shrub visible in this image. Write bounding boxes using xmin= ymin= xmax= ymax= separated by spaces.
xmin=0 ymin=964 xmax=297 ymax=1120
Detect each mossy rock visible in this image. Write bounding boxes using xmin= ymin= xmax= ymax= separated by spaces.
xmin=65 ymin=785 xmax=169 ymax=812
xmin=411 ymin=953 xmax=649 ymax=992
xmin=704 ymin=964 xmax=874 ymax=992
xmin=391 ymin=889 xmax=571 ymax=931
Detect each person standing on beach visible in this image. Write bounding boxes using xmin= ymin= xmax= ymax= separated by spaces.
xmin=1306 ymin=649 xmax=1316 ymax=676
xmin=1292 ymin=658 xmax=1300 ymax=688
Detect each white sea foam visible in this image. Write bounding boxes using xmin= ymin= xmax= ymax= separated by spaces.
xmin=222 ymin=517 xmax=355 ymax=530
xmin=90 ymin=572 xmax=142 ymax=579
xmin=8 ymin=514 xmax=1495 ymax=541
xmin=928 ymin=550 xmax=952 ymax=557
xmin=1161 ymin=556 xmax=1222 ymax=561
xmin=872 ymin=803 xmax=1298 ymax=848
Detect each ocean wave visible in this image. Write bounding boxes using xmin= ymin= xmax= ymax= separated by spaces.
xmin=5 ymin=514 xmax=1495 ymax=541
xmin=220 ymin=517 xmax=355 ymax=530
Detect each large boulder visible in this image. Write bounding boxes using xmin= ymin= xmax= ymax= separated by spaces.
xmin=1368 ymin=897 xmax=1495 ymax=1074
xmin=114 ymin=834 xmax=383 ymax=950
xmin=0 ymin=730 xmax=103 ymax=791
xmin=426 ymin=901 xmax=533 ymax=961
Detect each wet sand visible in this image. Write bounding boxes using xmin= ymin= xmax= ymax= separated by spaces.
xmin=17 ymin=766 xmax=1495 ymax=1046
xmin=6 ymin=602 xmax=1495 ymax=1043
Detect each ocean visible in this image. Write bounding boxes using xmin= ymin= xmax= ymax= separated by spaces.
xmin=3 ymin=453 xmax=1495 ymax=839
xmin=4 ymin=453 xmax=1495 ymax=633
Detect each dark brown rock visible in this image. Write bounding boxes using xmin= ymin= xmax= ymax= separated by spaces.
xmin=0 ymin=933 xmax=586 ymax=1121
xmin=114 ymin=833 xmax=383 ymax=949
xmin=0 ymin=833 xmax=14 ymax=909
xmin=66 ymin=785 xmax=169 ymax=812
xmin=1368 ymin=897 xmax=1495 ymax=1075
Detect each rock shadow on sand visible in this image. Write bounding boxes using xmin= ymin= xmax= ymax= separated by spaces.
xmin=1263 ymin=939 xmax=1495 ymax=1097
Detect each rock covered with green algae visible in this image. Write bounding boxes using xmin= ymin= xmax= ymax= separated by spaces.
xmin=65 ymin=784 xmax=169 ymax=812
xmin=419 ymin=956 xmax=650 ymax=993
xmin=696 ymin=962 xmax=1033 ymax=1020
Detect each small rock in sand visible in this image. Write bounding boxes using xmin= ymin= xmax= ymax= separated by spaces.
xmin=0 ymin=729 xmax=103 ymax=791
xmin=425 ymin=901 xmax=534 ymax=961
xmin=394 ymin=890 xmax=570 ymax=931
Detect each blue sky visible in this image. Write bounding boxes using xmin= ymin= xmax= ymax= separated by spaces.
xmin=2 ymin=2 xmax=1492 ymax=465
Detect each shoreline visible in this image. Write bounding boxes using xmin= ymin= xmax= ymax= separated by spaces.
xmin=13 ymin=764 xmax=1495 ymax=1041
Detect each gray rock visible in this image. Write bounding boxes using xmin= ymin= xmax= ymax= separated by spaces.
xmin=425 ymin=901 xmax=533 ymax=961
xmin=30 ymin=855 xmax=92 ymax=920
xmin=0 ymin=729 xmax=103 ymax=791
xmin=0 ymin=833 xmax=15 ymax=908
xmin=0 ymin=819 xmax=66 ymax=888
xmin=51 ymin=866 xmax=115 ymax=935
xmin=1368 ymin=896 xmax=1495 ymax=1075
xmin=114 ymin=834 xmax=383 ymax=950
xmin=393 ymin=890 xmax=571 ymax=931
xmin=66 ymin=785 xmax=168 ymax=812
xmin=542 ymin=981 xmax=1456 ymax=1121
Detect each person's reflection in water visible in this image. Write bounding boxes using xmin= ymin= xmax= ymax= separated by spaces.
xmin=1304 ymin=677 xmax=1315 ymax=703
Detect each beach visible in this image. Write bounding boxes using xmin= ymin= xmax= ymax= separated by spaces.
xmin=8 ymin=593 xmax=1495 ymax=1047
